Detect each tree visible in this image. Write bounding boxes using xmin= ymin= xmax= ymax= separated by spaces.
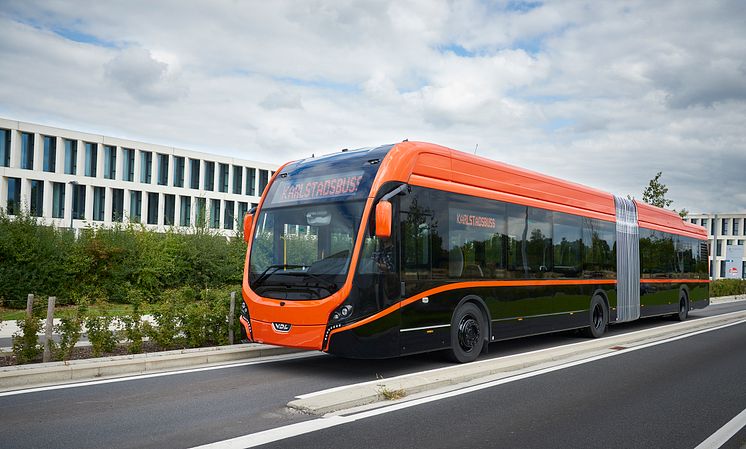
xmin=642 ymin=172 xmax=673 ymax=208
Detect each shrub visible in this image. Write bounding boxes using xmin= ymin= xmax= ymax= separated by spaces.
xmin=85 ymin=303 xmax=118 ymax=357
xmin=11 ymin=315 xmax=43 ymax=364
xmin=53 ymin=307 xmax=83 ymax=361
xmin=120 ymin=298 xmax=144 ymax=354
xmin=143 ymin=299 xmax=184 ymax=349
xmin=711 ymin=279 xmax=746 ymax=297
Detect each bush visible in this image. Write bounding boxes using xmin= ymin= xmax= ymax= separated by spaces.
xmin=711 ymin=279 xmax=746 ymax=297
xmin=120 ymin=297 xmax=144 ymax=354
xmin=85 ymin=303 xmax=118 ymax=357
xmin=143 ymin=299 xmax=185 ymax=350
xmin=53 ymin=307 xmax=84 ymax=361
xmin=11 ymin=315 xmax=43 ymax=364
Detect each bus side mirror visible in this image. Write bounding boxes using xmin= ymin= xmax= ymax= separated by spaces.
xmin=243 ymin=212 xmax=254 ymax=243
xmin=375 ymin=200 xmax=392 ymax=239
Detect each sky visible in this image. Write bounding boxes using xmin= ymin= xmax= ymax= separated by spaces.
xmin=1 ymin=0 xmax=744 ymax=214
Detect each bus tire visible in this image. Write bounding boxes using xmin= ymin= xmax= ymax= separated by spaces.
xmin=674 ymin=292 xmax=689 ymax=322
xmin=447 ymin=302 xmax=485 ymax=363
xmin=583 ymin=296 xmax=608 ymax=338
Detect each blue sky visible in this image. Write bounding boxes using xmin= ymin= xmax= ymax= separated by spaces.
xmin=0 ymin=0 xmax=745 ymax=212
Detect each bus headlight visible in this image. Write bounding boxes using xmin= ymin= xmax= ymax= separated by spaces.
xmin=331 ymin=305 xmax=353 ymax=322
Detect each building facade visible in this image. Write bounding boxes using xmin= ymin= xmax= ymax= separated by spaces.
xmin=685 ymin=213 xmax=746 ymax=279
xmin=0 ymin=118 xmax=277 ymax=236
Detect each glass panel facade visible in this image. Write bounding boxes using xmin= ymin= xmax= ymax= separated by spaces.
xmin=147 ymin=192 xmax=159 ymax=224
xmin=258 ymin=169 xmax=269 ymax=195
xmin=84 ymin=142 xmax=97 ymax=177
xmin=21 ymin=132 xmax=34 ymax=169
xmin=104 ymin=145 xmax=116 ymax=179
xmin=210 ymin=199 xmax=220 ymax=228
xmin=0 ymin=128 xmax=10 ymax=167
xmin=43 ymin=136 xmax=56 ymax=172
xmin=112 ymin=188 xmax=124 ymax=222
xmin=157 ymin=154 xmax=169 ymax=186
xmin=204 ymin=161 xmax=215 ymax=191
xmin=52 ymin=182 xmax=65 ymax=218
xmin=232 ymin=165 xmax=243 ymax=194
xmin=140 ymin=151 xmax=152 ymax=183
xmin=246 ymin=168 xmax=256 ymax=196
xmin=722 ymin=218 xmax=729 ymax=235
xmin=218 ymin=163 xmax=229 ymax=193
xmin=734 ymin=218 xmax=740 ymax=236
xmin=180 ymin=196 xmax=191 ymax=226
xmin=64 ymin=139 xmax=77 ymax=175
xmin=237 ymin=201 xmax=248 ymax=221
xmin=72 ymin=184 xmax=86 ymax=219
xmin=6 ymin=177 xmax=21 ymax=215
xmin=123 ymin=148 xmax=135 ymax=181
xmin=130 ymin=191 xmax=142 ymax=222
xmin=224 ymin=200 xmax=234 ymax=229
xmin=189 ymin=158 xmax=200 ymax=189
xmin=195 ymin=197 xmax=206 ymax=227
xmin=30 ymin=180 xmax=43 ymax=217
xmin=173 ymin=156 xmax=185 ymax=188
xmin=93 ymin=186 xmax=105 ymax=221
xmin=164 ymin=194 xmax=175 ymax=226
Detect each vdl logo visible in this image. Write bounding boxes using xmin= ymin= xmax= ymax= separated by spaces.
xmin=272 ymin=322 xmax=292 ymax=333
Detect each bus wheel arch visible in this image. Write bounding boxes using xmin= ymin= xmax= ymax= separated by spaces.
xmin=447 ymin=297 xmax=490 ymax=363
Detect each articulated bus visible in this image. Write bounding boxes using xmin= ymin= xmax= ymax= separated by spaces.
xmin=239 ymin=141 xmax=709 ymax=362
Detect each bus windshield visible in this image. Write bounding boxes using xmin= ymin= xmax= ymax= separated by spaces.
xmin=249 ymin=201 xmax=365 ymax=300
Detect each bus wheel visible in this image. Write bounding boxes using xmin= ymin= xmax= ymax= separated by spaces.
xmin=447 ymin=303 xmax=485 ymax=363
xmin=583 ymin=296 xmax=608 ymax=338
xmin=674 ymin=293 xmax=689 ymax=322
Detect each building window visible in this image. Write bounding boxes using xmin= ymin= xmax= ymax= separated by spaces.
xmin=147 ymin=192 xmax=159 ymax=225
xmin=189 ymin=159 xmax=200 ymax=189
xmin=140 ymin=151 xmax=152 ymax=183
xmin=173 ymin=156 xmax=185 ymax=188
xmin=210 ymin=199 xmax=220 ymax=228
xmin=237 ymin=201 xmax=248 ymax=221
xmin=122 ymin=148 xmax=135 ymax=182
xmin=21 ymin=132 xmax=34 ymax=169
xmin=6 ymin=177 xmax=21 ymax=215
xmin=52 ymin=182 xmax=65 ymax=218
xmin=258 ymin=169 xmax=269 ymax=195
xmin=30 ymin=180 xmax=44 ymax=217
xmin=737 ymin=218 xmax=743 ymax=236
xmin=218 ymin=163 xmax=229 ymax=193
xmin=204 ymin=161 xmax=215 ymax=191
xmin=720 ymin=261 xmax=726 ymax=278
xmin=246 ymin=168 xmax=256 ymax=196
xmin=157 ymin=154 xmax=169 ymax=186
xmin=93 ymin=187 xmax=105 ymax=221
xmin=224 ymin=200 xmax=234 ymax=230
xmin=739 ymin=240 xmax=745 ymax=246
xmin=84 ymin=142 xmax=97 ymax=177
xmin=112 ymin=188 xmax=124 ymax=222
xmin=72 ymin=184 xmax=86 ymax=220
xmin=721 ymin=218 xmax=728 ymax=235
xmin=0 ymin=128 xmax=10 ymax=167
xmin=690 ymin=218 xmax=698 ymax=225
xmin=232 ymin=166 xmax=243 ymax=194
xmin=43 ymin=136 xmax=56 ymax=172
xmin=701 ymin=218 xmax=708 ymax=233
xmin=711 ymin=219 xmax=716 ymax=236
xmin=716 ymin=240 xmax=723 ymax=257
xmin=179 ymin=196 xmax=191 ymax=227
xmin=163 ymin=194 xmax=175 ymax=226
xmin=64 ymin=139 xmax=77 ymax=175
xmin=104 ymin=145 xmax=116 ymax=179
xmin=195 ymin=197 xmax=206 ymax=227
xmin=130 ymin=191 xmax=142 ymax=222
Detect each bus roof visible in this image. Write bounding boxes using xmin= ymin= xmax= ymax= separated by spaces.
xmin=370 ymin=141 xmax=707 ymax=240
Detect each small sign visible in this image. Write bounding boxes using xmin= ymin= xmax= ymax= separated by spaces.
xmin=725 ymin=245 xmax=744 ymax=279
xmin=452 ymin=209 xmax=498 ymax=230
xmin=273 ymin=171 xmax=364 ymax=203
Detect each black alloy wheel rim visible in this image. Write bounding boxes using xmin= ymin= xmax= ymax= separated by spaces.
xmin=592 ymin=304 xmax=604 ymax=330
xmin=458 ymin=315 xmax=480 ymax=353
xmin=680 ymin=299 xmax=686 ymax=316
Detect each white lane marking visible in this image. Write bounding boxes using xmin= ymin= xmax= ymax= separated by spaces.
xmin=0 ymin=352 xmax=321 ymax=398
xmin=192 ymin=319 xmax=746 ymax=449
xmin=694 ymin=407 xmax=746 ymax=449
xmin=296 ymin=310 xmax=746 ymax=400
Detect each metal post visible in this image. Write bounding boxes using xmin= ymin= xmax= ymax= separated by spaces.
xmin=43 ymin=296 xmax=56 ymax=362
xmin=229 ymin=291 xmax=236 ymax=344
xmin=26 ymin=294 xmax=34 ymax=319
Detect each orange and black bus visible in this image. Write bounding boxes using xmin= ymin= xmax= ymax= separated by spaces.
xmin=239 ymin=141 xmax=709 ymax=362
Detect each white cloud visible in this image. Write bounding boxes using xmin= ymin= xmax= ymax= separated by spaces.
xmin=0 ymin=0 xmax=744 ymax=212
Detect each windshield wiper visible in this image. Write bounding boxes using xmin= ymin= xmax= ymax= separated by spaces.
xmin=252 ymin=264 xmax=305 ymax=288
xmin=299 ymin=272 xmax=338 ymax=292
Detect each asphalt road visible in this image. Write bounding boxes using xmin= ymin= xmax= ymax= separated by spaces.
xmin=1 ymin=301 xmax=744 ymax=449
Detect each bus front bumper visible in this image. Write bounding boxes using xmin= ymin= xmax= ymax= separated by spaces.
xmin=250 ymin=319 xmax=326 ymax=350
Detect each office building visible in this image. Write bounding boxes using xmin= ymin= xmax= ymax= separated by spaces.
xmin=685 ymin=213 xmax=746 ymax=279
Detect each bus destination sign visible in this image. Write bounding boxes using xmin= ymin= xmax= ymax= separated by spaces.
xmin=453 ymin=209 xmax=497 ymax=229
xmin=275 ymin=171 xmax=364 ymax=203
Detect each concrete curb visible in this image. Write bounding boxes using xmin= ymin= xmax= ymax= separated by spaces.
xmin=288 ymin=310 xmax=746 ymax=415
xmin=0 ymin=343 xmax=305 ymax=392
